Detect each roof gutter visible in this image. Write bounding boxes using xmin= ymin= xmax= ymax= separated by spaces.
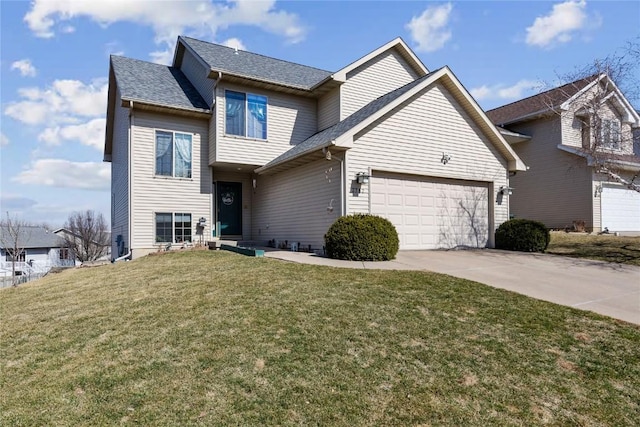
xmin=255 ymin=140 xmax=337 ymax=175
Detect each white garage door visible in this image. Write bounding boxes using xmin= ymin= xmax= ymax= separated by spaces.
xmin=601 ymin=186 xmax=640 ymax=232
xmin=371 ymin=173 xmax=490 ymax=250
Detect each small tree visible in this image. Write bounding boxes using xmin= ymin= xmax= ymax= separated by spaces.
xmin=542 ymin=37 xmax=640 ymax=192
xmin=0 ymin=212 xmax=33 ymax=286
xmin=63 ymin=210 xmax=110 ymax=263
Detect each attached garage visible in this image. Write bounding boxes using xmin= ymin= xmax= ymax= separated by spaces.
xmin=601 ymin=186 xmax=640 ymax=232
xmin=370 ymin=172 xmax=491 ymax=249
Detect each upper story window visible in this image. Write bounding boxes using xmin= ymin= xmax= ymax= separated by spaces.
xmin=225 ymin=90 xmax=268 ymax=140
xmin=600 ymin=119 xmax=620 ymax=149
xmin=156 ymin=131 xmax=192 ymax=178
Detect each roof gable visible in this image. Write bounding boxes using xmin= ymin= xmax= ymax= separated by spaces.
xmin=333 ymin=37 xmax=429 ymax=81
xmin=486 ymin=76 xmax=596 ymax=125
xmin=257 ymin=67 xmax=526 ymax=174
xmin=178 ymin=36 xmax=332 ymax=91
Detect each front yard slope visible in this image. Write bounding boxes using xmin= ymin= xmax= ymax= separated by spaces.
xmin=1 ymin=250 xmax=638 ymax=426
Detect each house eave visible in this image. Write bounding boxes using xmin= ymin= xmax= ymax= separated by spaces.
xmin=120 ymin=97 xmax=211 ymax=118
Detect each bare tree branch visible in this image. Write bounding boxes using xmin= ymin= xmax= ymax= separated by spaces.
xmin=62 ymin=210 xmax=110 ymax=262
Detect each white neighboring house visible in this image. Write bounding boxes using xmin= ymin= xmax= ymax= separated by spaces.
xmin=53 ymin=228 xmax=111 ymax=263
xmin=104 ymin=36 xmax=526 ymax=258
xmin=487 ymin=75 xmax=640 ymax=233
xmin=0 ymin=226 xmax=75 ymax=279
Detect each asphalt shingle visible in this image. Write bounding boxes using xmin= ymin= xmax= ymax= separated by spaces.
xmin=111 ymin=56 xmax=210 ymax=112
xmin=0 ymin=226 xmax=66 ymax=250
xmin=486 ymin=76 xmax=596 ymax=125
xmin=181 ymin=36 xmax=332 ymax=90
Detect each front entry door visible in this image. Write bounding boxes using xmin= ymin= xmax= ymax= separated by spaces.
xmin=218 ymin=181 xmax=242 ymax=236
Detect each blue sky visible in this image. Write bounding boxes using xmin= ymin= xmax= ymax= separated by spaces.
xmin=1 ymin=0 xmax=638 ymax=226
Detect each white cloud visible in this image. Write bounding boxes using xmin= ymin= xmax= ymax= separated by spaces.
xmin=221 ymin=37 xmax=246 ymax=51
xmin=525 ymin=0 xmax=589 ymax=48
xmin=0 ymin=132 xmax=8 ymax=146
xmin=471 ymin=79 xmax=540 ymax=101
xmin=24 ymin=0 xmax=306 ymax=63
xmin=38 ymin=118 xmax=106 ymax=150
xmin=10 ymin=59 xmax=37 ymax=77
xmin=13 ymin=159 xmax=110 ymax=190
xmin=406 ymin=3 xmax=453 ymax=53
xmin=4 ymin=79 xmax=107 ymax=126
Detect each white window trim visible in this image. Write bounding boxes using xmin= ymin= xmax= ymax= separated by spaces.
xmin=224 ymin=89 xmax=269 ymax=140
xmin=154 ymin=129 xmax=194 ymax=179
xmin=154 ymin=212 xmax=193 ymax=245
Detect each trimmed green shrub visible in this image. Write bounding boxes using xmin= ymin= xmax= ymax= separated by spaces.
xmin=495 ymin=219 xmax=550 ymax=252
xmin=325 ymin=214 xmax=399 ymax=261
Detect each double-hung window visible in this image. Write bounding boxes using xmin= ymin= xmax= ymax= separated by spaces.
xmin=155 ymin=131 xmax=192 ymax=178
xmin=601 ymin=119 xmax=621 ymax=149
xmin=225 ymin=90 xmax=267 ymax=139
xmin=155 ymin=213 xmax=192 ymax=243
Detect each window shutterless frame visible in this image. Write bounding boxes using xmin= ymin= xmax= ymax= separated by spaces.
xmin=155 ymin=212 xmax=192 ymax=244
xmin=155 ymin=130 xmax=193 ymax=178
xmin=224 ymin=90 xmax=268 ymax=140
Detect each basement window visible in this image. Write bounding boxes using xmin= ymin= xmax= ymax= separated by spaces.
xmin=155 ymin=212 xmax=192 ymax=243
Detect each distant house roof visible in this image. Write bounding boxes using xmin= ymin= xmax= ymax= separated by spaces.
xmin=179 ymin=36 xmax=333 ymax=90
xmin=257 ymin=71 xmax=437 ymax=172
xmin=486 ymin=76 xmax=596 ymax=126
xmin=0 ymin=226 xmax=66 ymax=250
xmin=110 ymin=55 xmax=210 ymax=112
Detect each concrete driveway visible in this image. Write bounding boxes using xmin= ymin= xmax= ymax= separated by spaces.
xmin=264 ymin=249 xmax=640 ymax=325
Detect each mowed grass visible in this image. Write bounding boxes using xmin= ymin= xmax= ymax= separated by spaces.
xmin=547 ymin=232 xmax=640 ymax=266
xmin=2 ymin=250 xmax=639 ymax=426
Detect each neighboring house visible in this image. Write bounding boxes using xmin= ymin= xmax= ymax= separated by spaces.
xmin=53 ymin=228 xmax=111 ymax=262
xmin=104 ymin=36 xmax=526 ymax=259
xmin=487 ymin=75 xmax=640 ymax=232
xmin=0 ymin=226 xmax=75 ymax=276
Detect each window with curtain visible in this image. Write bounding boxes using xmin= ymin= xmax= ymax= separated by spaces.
xmin=225 ymin=90 xmax=267 ymax=139
xmin=155 ymin=131 xmax=192 ymax=178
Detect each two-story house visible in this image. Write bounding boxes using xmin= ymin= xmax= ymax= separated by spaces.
xmin=104 ymin=36 xmax=526 ymax=259
xmin=487 ymin=75 xmax=640 ymax=233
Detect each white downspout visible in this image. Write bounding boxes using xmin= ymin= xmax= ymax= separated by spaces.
xmin=210 ymin=72 xmax=222 ymax=239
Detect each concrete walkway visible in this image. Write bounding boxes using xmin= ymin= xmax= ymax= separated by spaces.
xmin=264 ymin=249 xmax=640 ymax=325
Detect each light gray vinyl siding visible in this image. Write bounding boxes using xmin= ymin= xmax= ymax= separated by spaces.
xmin=317 ymin=87 xmax=340 ymax=130
xmin=180 ymin=49 xmax=215 ymax=107
xmin=251 ymin=158 xmax=341 ymax=249
xmin=111 ymin=89 xmax=130 ymax=257
xmin=509 ymin=116 xmax=593 ymax=229
xmin=346 ymin=82 xmax=509 ymax=232
xmin=212 ymin=170 xmax=253 ymax=239
xmin=341 ymin=48 xmax=420 ymax=120
xmin=215 ymin=82 xmax=317 ymax=166
xmin=130 ymin=111 xmax=212 ymax=256
xmin=208 ymin=106 xmax=216 ymax=165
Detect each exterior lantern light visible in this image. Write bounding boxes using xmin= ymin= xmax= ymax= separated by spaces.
xmin=356 ymin=172 xmax=370 ymax=184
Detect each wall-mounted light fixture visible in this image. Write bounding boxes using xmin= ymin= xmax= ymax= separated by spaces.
xmin=356 ymin=172 xmax=371 ymax=184
xmin=498 ymin=186 xmax=513 ymax=196
xmin=441 ymin=153 xmax=451 ymax=165
xmin=594 ymin=185 xmax=602 ymax=197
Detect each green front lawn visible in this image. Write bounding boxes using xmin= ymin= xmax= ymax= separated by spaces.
xmin=547 ymin=232 xmax=640 ymax=266
xmin=2 ymin=250 xmax=638 ymax=425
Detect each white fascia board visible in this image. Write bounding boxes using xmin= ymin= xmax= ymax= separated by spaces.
xmin=559 ymin=75 xmax=603 ymax=110
xmin=333 ymin=37 xmax=429 ymax=81
xmin=254 ymin=140 xmax=337 ymax=174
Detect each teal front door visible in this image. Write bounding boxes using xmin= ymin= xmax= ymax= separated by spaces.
xmin=218 ymin=181 xmax=242 ymax=236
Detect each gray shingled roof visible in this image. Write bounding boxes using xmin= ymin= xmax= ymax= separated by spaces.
xmin=111 ymin=56 xmax=210 ymax=112
xmin=260 ymin=70 xmax=438 ymax=170
xmin=486 ymin=76 xmax=596 ymax=126
xmin=0 ymin=226 xmax=66 ymax=250
xmin=181 ymin=36 xmax=332 ymax=90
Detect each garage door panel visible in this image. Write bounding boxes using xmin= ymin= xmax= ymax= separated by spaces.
xmin=371 ymin=173 xmax=490 ymax=250
xmin=601 ymin=187 xmax=640 ymax=232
